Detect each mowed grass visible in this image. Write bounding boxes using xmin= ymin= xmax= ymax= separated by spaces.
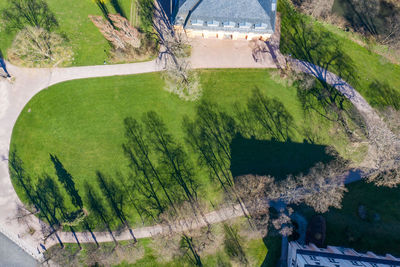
xmin=0 ymin=0 xmax=138 ymax=66
xmin=279 ymin=0 xmax=400 ymax=110
xmin=10 ymin=69 xmax=348 ymax=228
xmin=303 ymin=181 xmax=400 ymax=257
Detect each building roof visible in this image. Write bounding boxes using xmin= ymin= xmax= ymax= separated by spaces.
xmin=173 ymin=0 xmax=277 ymax=34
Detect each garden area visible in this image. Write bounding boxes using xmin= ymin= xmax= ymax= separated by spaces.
xmin=0 ymin=0 xmax=156 ymax=66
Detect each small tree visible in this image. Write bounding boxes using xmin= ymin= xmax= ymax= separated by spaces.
xmin=8 ymin=26 xmax=73 ymax=67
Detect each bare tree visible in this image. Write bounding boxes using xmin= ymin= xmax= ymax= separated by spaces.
xmin=8 ymin=26 xmax=73 ymax=67
xmin=235 ymin=174 xmax=278 ymax=235
xmin=153 ymin=1 xmax=201 ymax=101
xmin=293 ymin=0 xmax=335 ymax=19
xmin=158 ymin=202 xmax=213 ymax=267
xmin=362 ymin=109 xmax=400 ymax=187
xmin=14 ymin=203 xmax=38 ymax=235
xmin=272 ymin=211 xmax=293 ymax=236
xmin=89 ymin=14 xmax=141 ymax=50
xmin=280 ymin=157 xmax=349 ymax=213
xmin=332 ymin=0 xmax=400 ymax=49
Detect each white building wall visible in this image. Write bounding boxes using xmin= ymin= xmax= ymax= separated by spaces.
xmin=287 ymin=241 xmax=400 ymax=267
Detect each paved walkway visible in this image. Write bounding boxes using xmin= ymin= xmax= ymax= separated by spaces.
xmin=190 ymin=37 xmax=275 ymax=69
xmin=0 ymin=41 xmax=393 ymax=263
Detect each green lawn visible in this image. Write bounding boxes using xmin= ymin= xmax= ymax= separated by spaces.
xmin=302 ymin=181 xmax=400 ymax=257
xmin=10 ymin=69 xmax=349 ymax=230
xmin=0 ymin=0 xmax=145 ymax=66
xmin=279 ymin=0 xmax=400 ymax=110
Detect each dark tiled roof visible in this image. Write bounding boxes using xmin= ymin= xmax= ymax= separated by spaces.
xmin=173 ymin=0 xmax=277 ymax=34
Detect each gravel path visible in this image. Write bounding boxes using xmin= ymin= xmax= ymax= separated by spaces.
xmin=0 ymin=51 xmax=392 ymax=263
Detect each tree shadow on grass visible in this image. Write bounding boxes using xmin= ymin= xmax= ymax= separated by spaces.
xmin=280 ymin=0 xmax=357 ymax=86
xmin=261 ymin=234 xmax=282 ymax=267
xmin=365 ymin=80 xmax=400 ymax=110
xmin=110 ymin=0 xmax=126 ymax=18
xmin=333 ymin=0 xmax=400 ymax=39
xmin=230 ymin=136 xmax=334 ymax=181
xmin=1 ymin=0 xmax=58 ymax=32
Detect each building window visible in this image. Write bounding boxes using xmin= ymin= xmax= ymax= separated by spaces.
xmin=207 ymin=20 xmax=219 ymax=27
xmin=254 ymin=23 xmax=268 ymax=30
xmin=328 ymin=258 xmax=339 ymax=263
xmin=351 ymin=261 xmax=362 ymax=266
xmin=191 ymin=19 xmax=204 ymax=26
xmin=223 ymin=21 xmax=236 ymax=28
xmin=239 ymin=22 xmax=252 ymax=29
xmin=309 ymin=256 xmax=319 ymax=261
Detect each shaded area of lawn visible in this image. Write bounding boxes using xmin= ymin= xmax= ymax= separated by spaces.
xmin=0 ymin=0 xmax=148 ymax=66
xmin=302 ymin=181 xmax=400 ymax=257
xmin=261 ymin=235 xmax=282 ymax=267
xmin=231 ymin=136 xmax=334 ymax=180
xmin=10 ymin=69 xmax=346 ymax=230
xmin=279 ymin=0 xmax=400 ymax=110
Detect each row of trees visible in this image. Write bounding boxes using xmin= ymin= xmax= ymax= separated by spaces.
xmin=152 ymin=1 xmax=202 ymax=101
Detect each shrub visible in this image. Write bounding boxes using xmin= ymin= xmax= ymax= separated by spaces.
xmin=8 ymin=26 xmax=73 ymax=67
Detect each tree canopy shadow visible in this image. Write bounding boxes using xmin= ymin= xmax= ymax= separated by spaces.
xmin=333 ymin=0 xmax=400 ymax=44
xmin=230 ymin=135 xmax=334 ymax=180
xmin=158 ymin=0 xmax=174 ymax=19
xmin=365 ymin=80 xmax=400 ymax=110
xmin=1 ymin=0 xmax=58 ymax=32
xmin=280 ymin=0 xmax=357 ymax=85
xmin=110 ymin=0 xmax=126 ymax=18
xmin=261 ymin=234 xmax=282 ymax=267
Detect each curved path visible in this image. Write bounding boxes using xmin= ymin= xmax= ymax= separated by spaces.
xmin=0 ymin=60 xmax=160 ymax=262
xmin=0 ymin=54 xmax=391 ymax=262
